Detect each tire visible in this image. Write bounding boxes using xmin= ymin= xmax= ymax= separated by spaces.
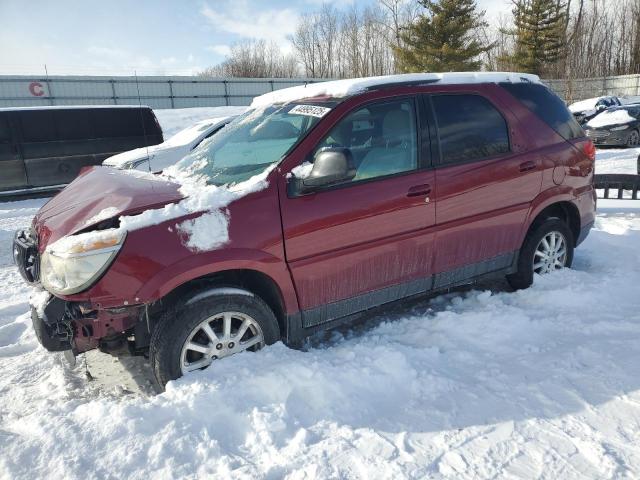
xmin=506 ymin=218 xmax=574 ymax=290
xmin=627 ymin=129 xmax=640 ymax=147
xmin=149 ymin=290 xmax=280 ymax=387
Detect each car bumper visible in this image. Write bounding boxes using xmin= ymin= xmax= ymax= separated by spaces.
xmin=576 ymin=220 xmax=594 ymax=246
xmin=30 ymin=292 xmax=143 ymax=354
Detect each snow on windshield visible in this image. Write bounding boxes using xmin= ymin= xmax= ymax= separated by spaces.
xmin=586 ymin=108 xmax=636 ymax=128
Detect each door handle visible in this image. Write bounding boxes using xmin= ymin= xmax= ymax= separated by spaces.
xmin=407 ymin=184 xmax=432 ymax=197
xmin=519 ymin=160 xmax=536 ymax=172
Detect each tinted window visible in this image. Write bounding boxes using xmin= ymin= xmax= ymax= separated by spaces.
xmin=54 ymin=109 xmax=93 ymax=140
xmin=19 ymin=110 xmax=57 ymax=143
xmin=0 ymin=113 xmax=10 ymax=143
xmin=500 ymin=82 xmax=584 ymax=140
xmin=92 ymin=109 xmax=144 ymax=138
xmin=313 ymin=98 xmax=418 ymax=182
xmin=432 ymin=94 xmax=509 ymax=165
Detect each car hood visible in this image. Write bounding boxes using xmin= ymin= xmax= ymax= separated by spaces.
xmin=33 ymin=166 xmax=183 ymax=249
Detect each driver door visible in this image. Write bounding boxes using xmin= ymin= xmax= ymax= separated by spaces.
xmin=279 ymin=96 xmax=436 ymax=327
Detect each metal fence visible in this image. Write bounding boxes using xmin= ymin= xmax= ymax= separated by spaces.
xmin=0 ymin=75 xmax=326 ymax=109
xmin=545 ymin=74 xmax=640 ymax=103
xmin=2 ymin=73 xmax=640 ymax=109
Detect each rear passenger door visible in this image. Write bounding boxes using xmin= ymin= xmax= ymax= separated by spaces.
xmin=427 ymin=92 xmax=542 ymax=286
xmin=0 ymin=112 xmax=27 ymax=191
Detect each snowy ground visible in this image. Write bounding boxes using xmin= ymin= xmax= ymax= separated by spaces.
xmin=0 ymin=121 xmax=639 ymax=478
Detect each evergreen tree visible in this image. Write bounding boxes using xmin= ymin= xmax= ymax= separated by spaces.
xmin=394 ymin=0 xmax=493 ymax=72
xmin=503 ymin=0 xmax=568 ymax=75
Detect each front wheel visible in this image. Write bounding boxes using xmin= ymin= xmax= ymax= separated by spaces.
xmin=627 ymin=129 xmax=640 ymax=147
xmin=149 ymin=290 xmax=280 ymax=387
xmin=507 ymin=218 xmax=574 ymax=290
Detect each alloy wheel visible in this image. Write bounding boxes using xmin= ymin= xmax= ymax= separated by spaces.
xmin=628 ymin=130 xmax=640 ymax=146
xmin=180 ymin=311 xmax=264 ymax=374
xmin=533 ymin=231 xmax=568 ymax=274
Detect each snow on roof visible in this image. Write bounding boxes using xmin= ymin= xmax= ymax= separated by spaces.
xmin=251 ymin=72 xmax=541 ymax=108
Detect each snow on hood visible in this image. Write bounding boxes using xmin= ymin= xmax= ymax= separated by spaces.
xmin=586 ymin=109 xmax=635 ymax=128
xmin=251 ymin=72 xmax=541 ymax=107
xmin=103 ymin=144 xmax=165 ymax=167
xmin=47 ymin=165 xmax=274 ymax=255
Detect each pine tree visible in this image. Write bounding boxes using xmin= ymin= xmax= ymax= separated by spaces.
xmin=394 ymin=0 xmax=493 ymax=72
xmin=503 ymin=0 xmax=568 ymax=75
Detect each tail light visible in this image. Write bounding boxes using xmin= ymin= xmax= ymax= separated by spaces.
xmin=583 ymin=139 xmax=596 ymax=162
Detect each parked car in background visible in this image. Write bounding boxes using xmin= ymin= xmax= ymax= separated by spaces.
xmin=15 ymin=72 xmax=596 ymax=387
xmin=103 ymin=115 xmax=237 ymax=172
xmin=0 ymin=106 xmax=163 ymax=196
xmin=569 ymin=96 xmax=621 ymax=125
xmin=583 ymin=104 xmax=640 ymax=147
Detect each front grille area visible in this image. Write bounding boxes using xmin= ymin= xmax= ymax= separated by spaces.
xmin=13 ymin=229 xmax=40 ymax=284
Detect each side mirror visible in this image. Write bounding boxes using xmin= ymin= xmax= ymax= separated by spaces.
xmin=596 ymin=104 xmax=606 ymax=112
xmin=299 ymin=147 xmax=356 ymax=192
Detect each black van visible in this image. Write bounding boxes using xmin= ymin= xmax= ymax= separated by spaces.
xmin=0 ymin=106 xmax=163 ymax=195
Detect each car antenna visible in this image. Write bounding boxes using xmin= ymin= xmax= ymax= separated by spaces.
xmin=134 ymin=70 xmax=152 ymax=172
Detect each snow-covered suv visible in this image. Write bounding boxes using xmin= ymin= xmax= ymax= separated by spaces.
xmin=15 ymin=72 xmax=596 ymax=387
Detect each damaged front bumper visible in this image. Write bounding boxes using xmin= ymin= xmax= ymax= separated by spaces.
xmin=31 ymin=293 xmax=144 ymax=355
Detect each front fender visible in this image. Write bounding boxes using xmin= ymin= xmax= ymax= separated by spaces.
xmin=134 ymin=247 xmax=300 ymax=314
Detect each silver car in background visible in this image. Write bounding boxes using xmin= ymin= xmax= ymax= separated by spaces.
xmin=103 ymin=115 xmax=237 ymax=172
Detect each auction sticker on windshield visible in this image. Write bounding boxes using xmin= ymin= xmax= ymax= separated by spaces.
xmin=289 ymin=104 xmax=331 ymax=118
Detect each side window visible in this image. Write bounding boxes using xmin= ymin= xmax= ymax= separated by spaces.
xmin=92 ymin=109 xmax=144 ymax=138
xmin=19 ymin=111 xmax=57 ymax=143
xmin=54 ymin=110 xmax=93 ymax=140
xmin=432 ymin=94 xmax=510 ymax=166
xmin=0 ymin=114 xmax=11 ymax=143
xmin=313 ymin=98 xmax=418 ymax=182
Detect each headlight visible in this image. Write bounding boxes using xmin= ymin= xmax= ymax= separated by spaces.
xmin=41 ymin=229 xmax=126 ymax=295
xmin=611 ymin=125 xmax=629 ymax=131
xmin=121 ymin=158 xmax=149 ymax=170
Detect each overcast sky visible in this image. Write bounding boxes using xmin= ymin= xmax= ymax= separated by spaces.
xmin=0 ymin=0 xmax=513 ymax=76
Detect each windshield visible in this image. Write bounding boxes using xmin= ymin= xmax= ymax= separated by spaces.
xmin=170 ymin=103 xmax=333 ymax=186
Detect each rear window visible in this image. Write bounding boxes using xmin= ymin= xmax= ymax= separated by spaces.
xmin=432 ymin=94 xmax=510 ymax=165
xmin=500 ymin=82 xmax=583 ymax=140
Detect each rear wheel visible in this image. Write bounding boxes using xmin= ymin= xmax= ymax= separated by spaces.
xmin=507 ymin=218 xmax=574 ymax=290
xmin=627 ymin=129 xmax=640 ymax=147
xmin=149 ymin=290 xmax=280 ymax=387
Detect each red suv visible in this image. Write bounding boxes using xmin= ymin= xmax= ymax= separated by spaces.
xmin=14 ymin=73 xmax=596 ymax=386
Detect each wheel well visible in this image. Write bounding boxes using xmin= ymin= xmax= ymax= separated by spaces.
xmin=528 ymin=202 xmax=580 ymax=246
xmin=151 ymin=269 xmax=287 ymax=338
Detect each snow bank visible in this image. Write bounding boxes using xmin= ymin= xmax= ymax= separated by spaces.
xmin=587 ymin=109 xmax=636 ymax=128
xmin=252 ymin=72 xmax=541 ymax=107
xmin=2 ymin=196 xmax=640 ymax=478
